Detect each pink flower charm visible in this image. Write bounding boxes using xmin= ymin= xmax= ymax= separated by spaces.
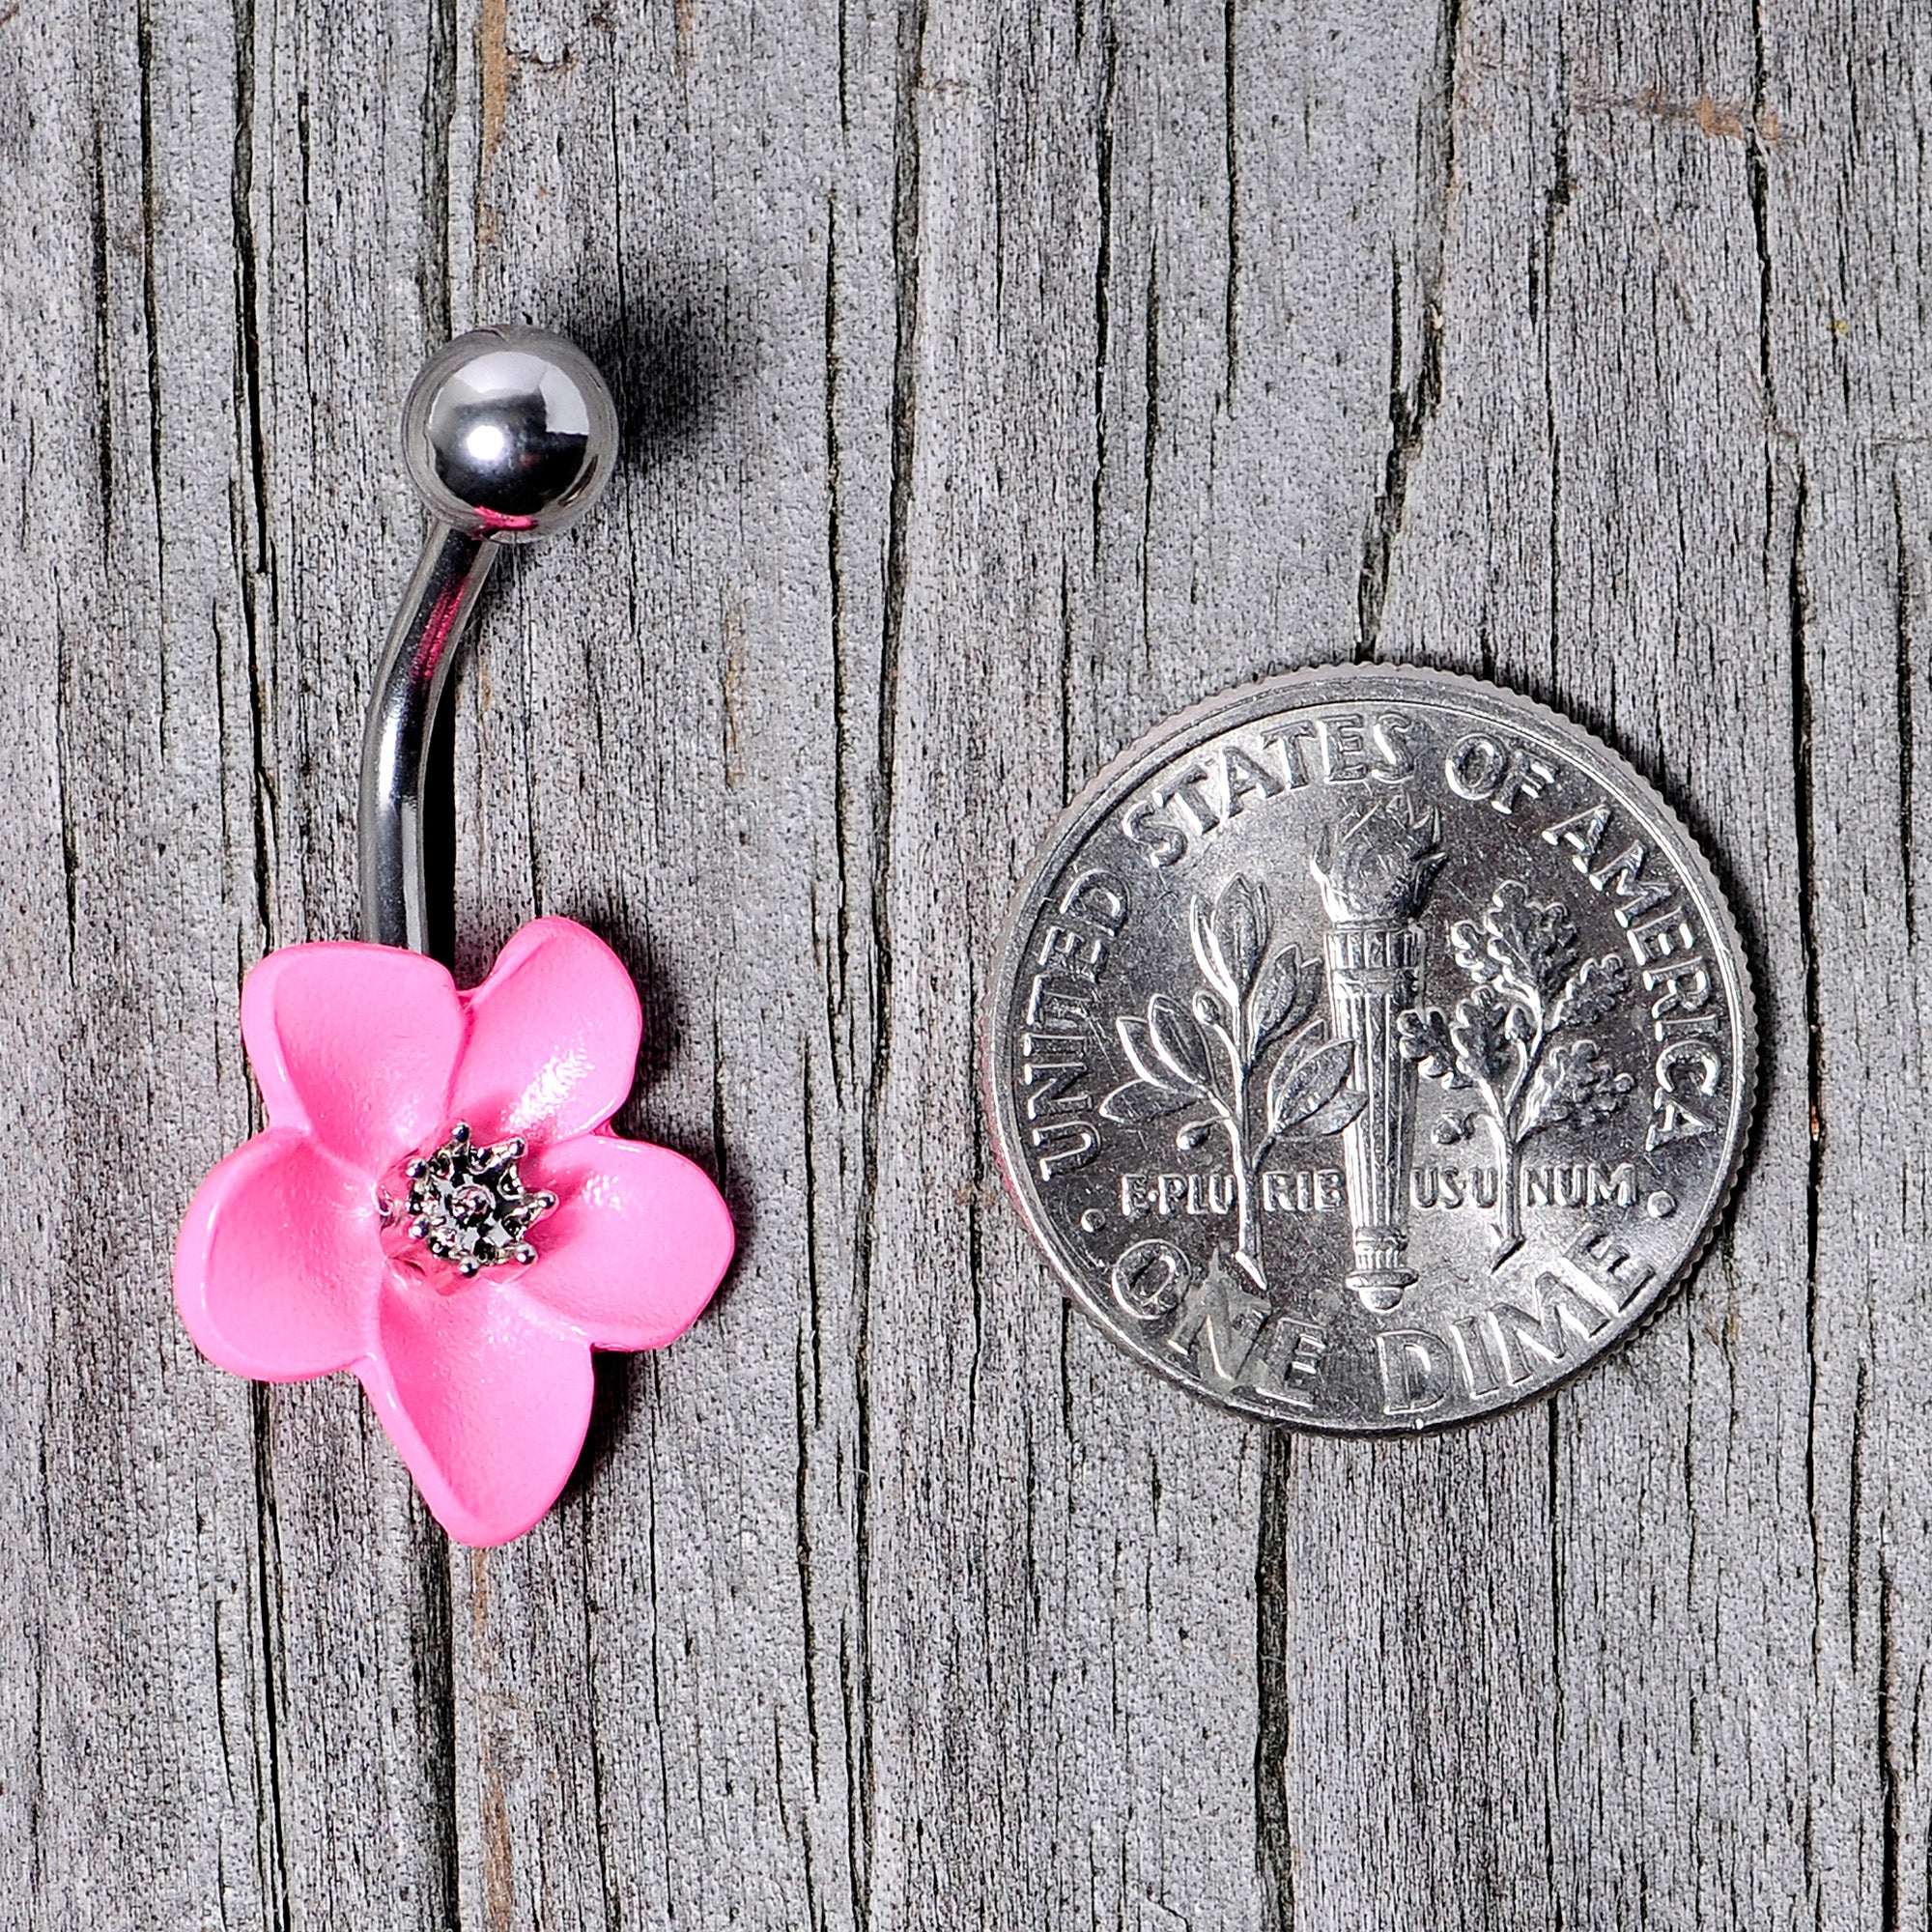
xmin=175 ymin=918 xmax=734 ymax=1546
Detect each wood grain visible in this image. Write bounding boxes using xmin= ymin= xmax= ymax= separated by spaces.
xmin=0 ymin=0 xmax=1922 ymax=1925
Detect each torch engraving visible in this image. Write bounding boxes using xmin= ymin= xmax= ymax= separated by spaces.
xmin=1310 ymin=795 xmax=1447 ymax=1312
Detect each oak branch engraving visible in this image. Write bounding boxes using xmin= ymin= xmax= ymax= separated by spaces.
xmin=1398 ymin=881 xmax=1635 ymax=1263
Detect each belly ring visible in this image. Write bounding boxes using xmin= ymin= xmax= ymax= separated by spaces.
xmin=175 ymin=328 xmax=736 ymax=1547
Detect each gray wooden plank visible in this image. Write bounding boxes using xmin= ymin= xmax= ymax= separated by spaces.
xmin=213 ymin=0 xmax=475 ymax=1921
xmin=0 ymin=3 xmax=278 ymax=1923
xmin=850 ymin=0 xmax=1277 ymax=1913
xmin=1531 ymin=19 xmax=1818 ymax=1922
xmin=0 ymin=12 xmax=92 ymax=1915
xmin=1081 ymin=3 xmax=1499 ymax=1927
xmin=1259 ymin=1 xmax=1879 ymax=1927
xmin=1761 ymin=4 xmax=1932 ymax=1923
xmin=4 ymin=0 xmax=1929 ymax=1923
xmin=1264 ymin=1 xmax=1820 ymax=1925
xmin=1216 ymin=2 xmax=1568 ymax=1924
xmin=440 ymin=0 xmax=870 ymax=1923
xmin=434 ymin=0 xmax=1287 ymax=1920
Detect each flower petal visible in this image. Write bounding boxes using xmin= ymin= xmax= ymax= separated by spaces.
xmin=243 ymin=943 xmax=464 ymax=1176
xmin=519 ymin=1134 xmax=734 ymax=1350
xmin=175 ymin=1129 xmax=381 ymax=1380
xmin=449 ymin=918 xmax=641 ymax=1145
xmin=366 ymin=1275 xmax=593 ymax=1546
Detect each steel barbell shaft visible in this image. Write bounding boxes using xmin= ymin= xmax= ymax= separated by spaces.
xmin=357 ymin=526 xmax=497 ymax=952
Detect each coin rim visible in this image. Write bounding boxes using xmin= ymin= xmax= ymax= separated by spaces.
xmin=980 ymin=662 xmax=1760 ymax=1435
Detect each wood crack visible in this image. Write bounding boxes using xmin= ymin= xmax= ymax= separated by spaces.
xmin=844 ymin=4 xmax=934 ymax=1917
xmin=248 ymin=1383 xmax=294 ymax=1932
xmin=89 ymin=132 xmax=114 ymax=554
xmin=424 ymin=1534 xmax=463 ymax=1930
xmin=1355 ymin=0 xmax=1461 ymax=660
xmin=1879 ymin=1549 xmax=1901 ymax=1932
xmin=1747 ymin=0 xmax=1778 ymax=428
xmin=1253 ymin=1433 xmax=1293 ymax=1931
xmin=1090 ymin=17 xmax=1115 ymax=572
xmin=826 ymin=197 xmax=854 ymax=1016
xmin=135 ymin=0 xmax=167 ymax=679
xmin=422 ymin=0 xmax=457 ymax=344
xmin=579 ymin=1508 xmax=619 ymax=1932
xmin=1537 ymin=72 xmax=1570 ymax=695
xmin=1789 ymin=466 xmax=1829 ymax=1670
xmin=1222 ymin=0 xmax=1238 ymax=393
xmin=1892 ymin=471 xmax=1918 ymax=946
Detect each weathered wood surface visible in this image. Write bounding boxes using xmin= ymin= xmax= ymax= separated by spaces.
xmin=1 ymin=0 xmax=1924 ymax=1924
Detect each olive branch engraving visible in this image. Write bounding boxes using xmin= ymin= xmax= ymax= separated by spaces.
xmin=1099 ymin=875 xmax=1365 ymax=1290
xmin=1396 ymin=881 xmax=1634 ymax=1263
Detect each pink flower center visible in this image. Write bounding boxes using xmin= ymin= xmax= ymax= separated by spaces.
xmin=381 ymin=1122 xmax=555 ymax=1283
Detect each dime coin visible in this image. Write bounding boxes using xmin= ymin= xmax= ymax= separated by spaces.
xmin=982 ymin=666 xmax=1755 ymax=1432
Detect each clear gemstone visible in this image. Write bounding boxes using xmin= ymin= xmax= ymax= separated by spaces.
xmin=399 ymin=1122 xmax=555 ymax=1278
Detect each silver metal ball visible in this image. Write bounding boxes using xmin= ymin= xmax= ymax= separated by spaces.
xmin=401 ymin=327 xmax=618 ymax=542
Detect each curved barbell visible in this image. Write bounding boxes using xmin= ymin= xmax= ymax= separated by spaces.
xmin=358 ymin=326 xmax=619 ymax=951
